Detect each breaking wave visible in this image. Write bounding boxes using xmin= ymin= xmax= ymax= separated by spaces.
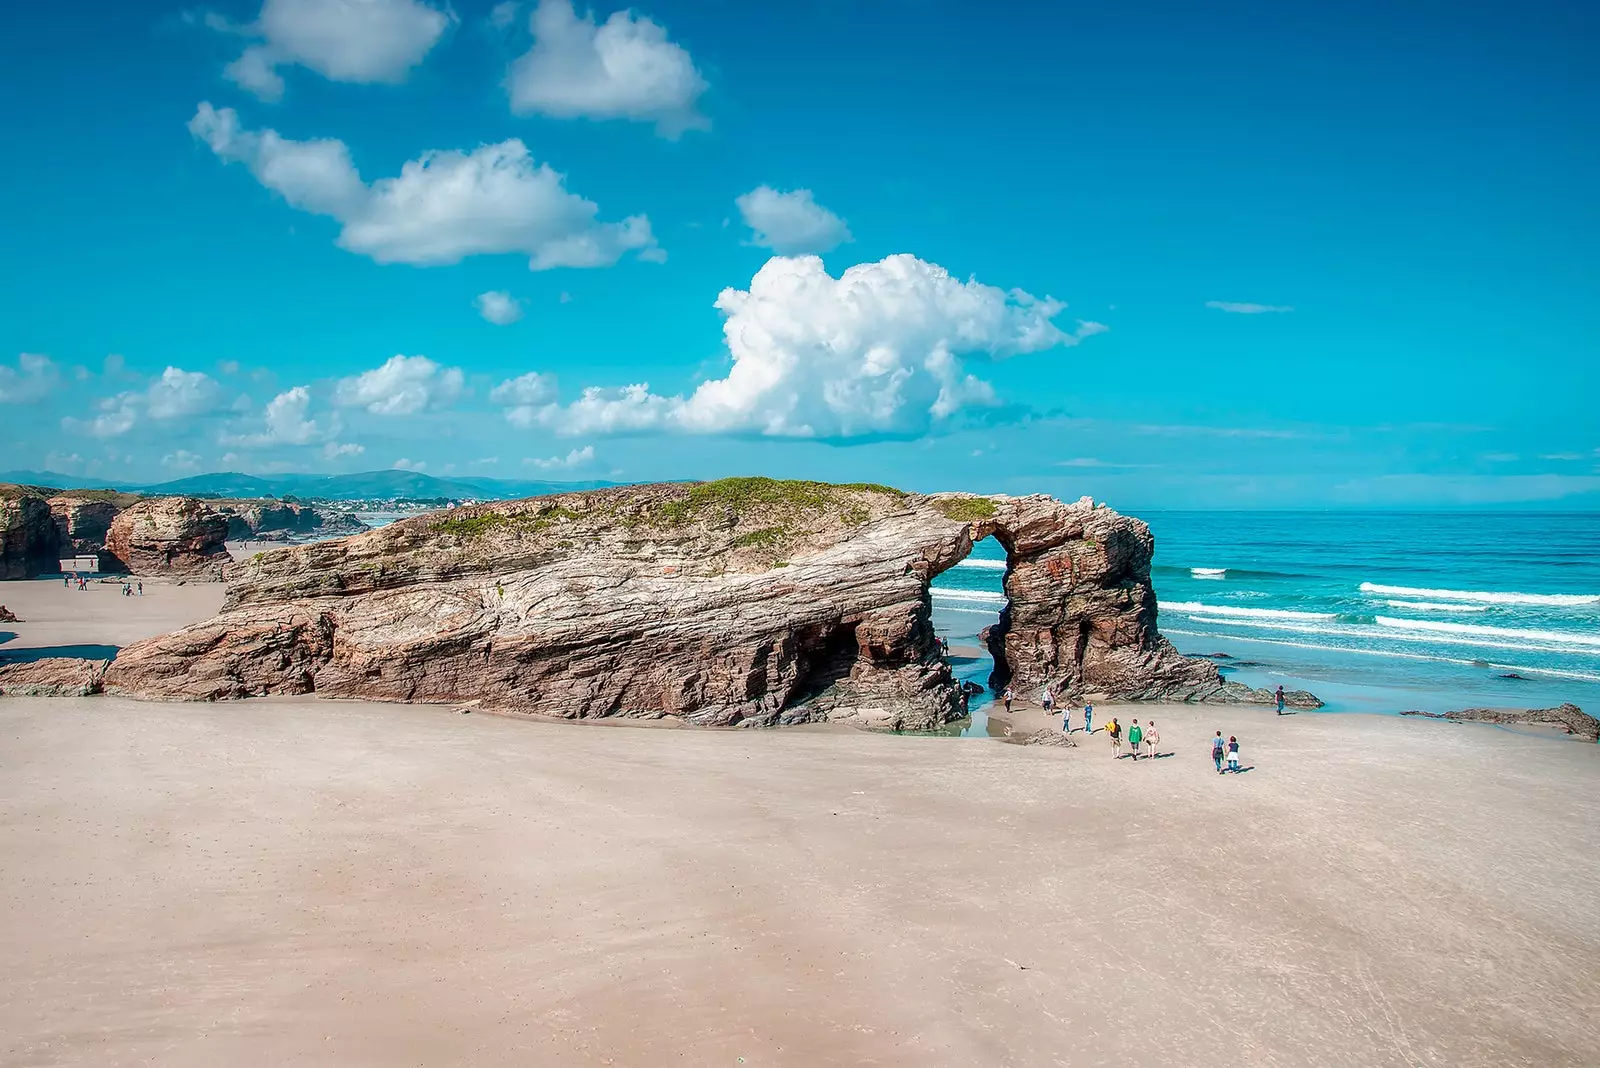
xmin=1162 ymin=602 xmax=1336 ymax=622
xmin=1383 ymin=600 xmax=1489 ymax=613
xmin=930 ymin=587 xmax=1008 ymax=606
xmin=1359 ymin=582 xmax=1599 ymax=607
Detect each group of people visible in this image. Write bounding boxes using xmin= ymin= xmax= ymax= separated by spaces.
xmin=119 ymin=580 xmax=142 ymax=597
xmin=59 ymin=573 xmax=141 ymax=596
xmin=997 ymin=682 xmax=1247 ymax=771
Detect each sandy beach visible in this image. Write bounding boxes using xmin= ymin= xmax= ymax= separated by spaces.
xmin=3 ymin=582 xmax=1599 ymax=1066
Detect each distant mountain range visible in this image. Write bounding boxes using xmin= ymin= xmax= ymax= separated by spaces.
xmin=0 ymin=469 xmax=621 ymax=502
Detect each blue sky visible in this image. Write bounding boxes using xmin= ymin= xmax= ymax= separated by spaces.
xmin=2 ymin=0 xmax=1596 ymax=507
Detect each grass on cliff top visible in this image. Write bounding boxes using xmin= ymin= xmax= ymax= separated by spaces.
xmin=933 ymin=496 xmax=998 ymax=521
xmin=655 ymin=477 xmax=904 ymax=526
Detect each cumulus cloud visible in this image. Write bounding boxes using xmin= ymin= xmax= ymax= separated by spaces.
xmin=323 ymin=441 xmax=365 ymax=458
xmin=223 ymin=385 xmax=345 ymax=447
xmin=0 ymin=353 xmax=60 ymax=403
xmin=392 ymin=457 xmax=427 ymax=471
xmin=190 ymin=103 xmax=660 ymax=269
xmin=736 ymin=186 xmax=852 ymax=254
xmin=63 ymin=367 xmax=225 ymax=438
xmin=1205 ymin=300 xmax=1294 ymax=314
xmin=476 ymin=290 xmax=525 ymax=325
xmin=508 ymin=0 xmax=707 ymax=137
xmin=524 ymin=445 xmax=594 ymax=470
xmin=488 ymin=1 xmax=519 ymax=29
xmin=529 ymin=254 xmax=1095 ymax=441
xmin=162 ymin=449 xmax=204 ymax=471
xmin=337 ymin=355 xmax=463 ymax=416
xmin=488 ymin=371 xmax=558 ymax=428
xmin=206 ymin=0 xmax=452 ymax=102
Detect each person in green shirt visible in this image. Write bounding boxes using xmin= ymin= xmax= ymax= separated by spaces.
xmin=1128 ymin=719 xmax=1144 ymax=760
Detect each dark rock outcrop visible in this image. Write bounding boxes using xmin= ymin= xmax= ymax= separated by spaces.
xmin=48 ymin=495 xmax=122 ymax=556
xmin=0 ymin=605 xmax=19 ymax=623
xmin=99 ymin=479 xmax=1307 ymax=727
xmin=103 ymin=498 xmax=231 ymax=578
xmin=1 ymin=492 xmax=60 ymax=579
xmin=217 ymin=501 xmax=370 ymax=540
xmin=1401 ymin=703 xmax=1597 ymax=740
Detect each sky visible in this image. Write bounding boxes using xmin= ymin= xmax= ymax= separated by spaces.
xmin=1 ymin=0 xmax=1596 ymax=508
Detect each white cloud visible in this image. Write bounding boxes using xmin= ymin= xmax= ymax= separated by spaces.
xmin=524 ymin=445 xmax=594 ymax=470
xmin=489 ymin=371 xmax=557 ymax=427
xmin=337 ymin=355 xmax=464 ymax=416
xmin=508 ymin=0 xmax=707 ymax=138
xmin=0 ymin=353 xmax=60 ymax=403
xmin=392 ymin=457 xmax=427 ymax=471
xmin=323 ymin=441 xmax=365 ymax=458
xmin=163 ymin=449 xmax=204 ymax=471
xmin=538 ymin=254 xmax=1093 ymax=440
xmin=476 ymin=290 xmax=525 ymax=325
xmin=63 ymin=366 xmax=225 ymax=438
xmin=209 ymin=0 xmax=452 ymax=102
xmin=190 ymin=103 xmax=660 ymax=269
xmin=489 ymin=1 xmax=519 ymax=29
xmin=736 ymin=186 xmax=852 ymax=254
xmin=1205 ymin=300 xmax=1294 ymax=314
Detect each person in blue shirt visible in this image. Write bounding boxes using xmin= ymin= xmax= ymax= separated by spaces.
xmin=1082 ymin=704 xmax=1094 ymax=734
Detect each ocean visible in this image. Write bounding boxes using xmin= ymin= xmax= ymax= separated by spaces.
xmin=931 ymin=511 xmax=1600 ymax=720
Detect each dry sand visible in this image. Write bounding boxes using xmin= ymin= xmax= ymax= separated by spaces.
xmin=2 ymin=584 xmax=1599 ymax=1066
xmin=0 ymin=576 xmax=225 ymax=656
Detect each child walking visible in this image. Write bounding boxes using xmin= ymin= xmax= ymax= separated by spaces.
xmin=1227 ymin=736 xmax=1241 ymax=773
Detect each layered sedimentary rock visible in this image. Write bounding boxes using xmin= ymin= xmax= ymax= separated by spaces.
xmin=48 ymin=495 xmax=122 ymax=556
xmin=102 ymin=480 xmax=1281 ymax=728
xmin=217 ymin=501 xmax=370 ymax=540
xmin=0 ymin=491 xmax=60 ymax=580
xmin=103 ymin=497 xmax=232 ymax=577
xmin=0 ymin=657 xmax=109 ymax=697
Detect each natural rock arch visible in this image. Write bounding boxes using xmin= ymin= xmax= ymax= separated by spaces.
xmin=94 ymin=480 xmax=1290 ymax=727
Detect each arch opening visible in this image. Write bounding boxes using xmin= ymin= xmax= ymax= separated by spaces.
xmin=929 ymin=534 xmax=1012 ymax=736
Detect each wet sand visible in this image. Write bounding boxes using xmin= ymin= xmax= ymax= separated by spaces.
xmin=0 ymin=576 xmax=225 ymax=657
xmin=2 ymin=584 xmax=1599 ymax=1065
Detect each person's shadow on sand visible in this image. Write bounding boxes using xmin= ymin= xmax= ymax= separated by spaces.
xmin=1232 ymin=765 xmax=1257 ymax=774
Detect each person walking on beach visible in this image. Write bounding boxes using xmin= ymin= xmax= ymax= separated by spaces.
xmin=1144 ymin=720 xmax=1160 ymax=758
xmin=1083 ymin=703 xmax=1094 ymax=734
xmin=1041 ymin=686 xmax=1055 ymax=716
xmin=137 ymin=580 xmax=143 ymax=596
xmin=1227 ymin=736 xmax=1241 ymax=773
xmin=1107 ymin=717 xmax=1122 ymax=757
xmin=1128 ymin=719 xmax=1143 ymax=761
xmin=1212 ymin=731 xmax=1226 ymax=774
xmin=1275 ymin=685 xmax=1286 ymax=715
xmin=1002 ymin=686 xmax=1014 ymax=714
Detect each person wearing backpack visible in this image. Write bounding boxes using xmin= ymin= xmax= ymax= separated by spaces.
xmin=1211 ymin=731 xmax=1226 ymax=774
xmin=1128 ymin=719 xmax=1144 ymax=761
xmin=1107 ymin=717 xmax=1122 ymax=757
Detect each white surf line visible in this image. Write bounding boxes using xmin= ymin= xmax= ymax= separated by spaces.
xmin=1359 ymin=582 xmax=1600 ymax=607
xmin=1182 ymin=615 xmax=1599 ymax=657
xmin=955 ymin=559 xmax=1007 ymax=570
xmin=1374 ymin=615 xmax=1600 ymax=648
xmin=1383 ymin=600 xmax=1489 ymax=613
xmin=1162 ymin=628 xmax=1600 ymax=683
xmin=1162 ymin=601 xmax=1336 ymax=621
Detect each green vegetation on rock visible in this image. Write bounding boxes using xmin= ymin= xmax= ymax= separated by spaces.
xmin=934 ymin=497 xmax=998 ymax=521
xmin=433 ymin=503 xmax=582 ymax=538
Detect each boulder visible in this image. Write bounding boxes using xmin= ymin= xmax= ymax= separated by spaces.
xmin=103 ymin=480 xmax=1274 ymax=728
xmin=0 ymin=491 xmax=60 ymax=579
xmin=0 ymin=657 xmax=109 ymax=697
xmin=0 ymin=605 xmax=19 ymax=622
xmin=103 ymin=497 xmax=231 ymax=578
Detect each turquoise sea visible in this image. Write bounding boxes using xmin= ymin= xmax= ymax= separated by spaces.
xmin=931 ymin=512 xmax=1600 ymax=719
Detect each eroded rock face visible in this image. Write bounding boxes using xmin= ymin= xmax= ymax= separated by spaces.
xmin=102 ymin=480 xmax=1260 ymax=726
xmin=103 ymin=497 xmax=232 ymax=578
xmin=1402 ymin=703 xmax=1598 ymax=740
xmin=1 ymin=493 xmax=60 ymax=580
xmin=217 ymin=501 xmax=370 ymax=540
xmin=48 ymin=496 xmax=122 ymax=556
xmin=0 ymin=657 xmax=109 ymax=697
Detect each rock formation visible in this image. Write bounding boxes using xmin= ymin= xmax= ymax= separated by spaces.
xmin=48 ymin=495 xmax=123 ymax=556
xmin=216 ymin=500 xmax=370 ymax=540
xmin=101 ymin=479 xmax=1301 ymax=728
xmin=103 ymin=497 xmax=231 ymax=578
xmin=1401 ymin=704 xmax=1597 ymax=740
xmin=0 ymin=489 xmax=60 ymax=579
xmin=0 ymin=657 xmax=109 ymax=697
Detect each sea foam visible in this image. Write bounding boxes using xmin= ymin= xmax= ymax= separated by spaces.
xmin=1384 ymin=600 xmax=1489 ymax=613
xmin=1190 ymin=567 xmax=1227 ymax=578
xmin=930 ymin=587 xmax=1008 ymax=606
xmin=1374 ymin=616 xmax=1600 ymax=648
xmin=955 ymin=559 xmax=1007 ymax=571
xmin=1162 ymin=601 xmax=1335 ymax=622
xmin=1360 ymin=582 xmax=1599 ymax=607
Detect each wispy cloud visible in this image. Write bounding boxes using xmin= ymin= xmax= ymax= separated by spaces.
xmin=1205 ymin=300 xmax=1294 ymax=314
xmin=1055 ymin=457 xmax=1161 ymax=469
